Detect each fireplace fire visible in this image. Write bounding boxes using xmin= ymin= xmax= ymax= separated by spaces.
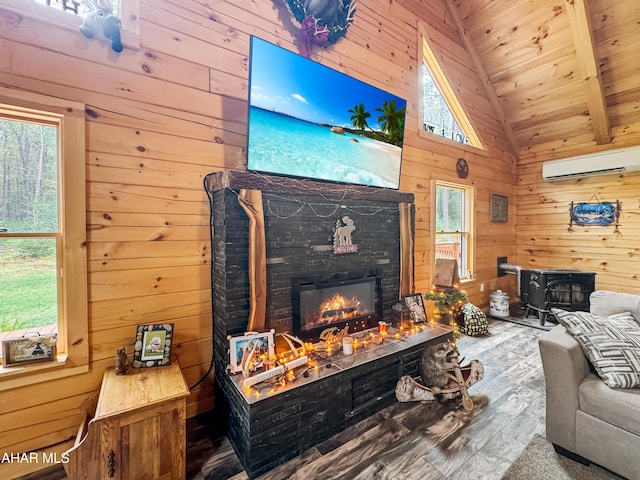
xmin=292 ymin=268 xmax=382 ymax=341
xmin=318 ymin=293 xmax=363 ymax=324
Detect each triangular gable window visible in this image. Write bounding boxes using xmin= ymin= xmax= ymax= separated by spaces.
xmin=419 ymin=24 xmax=483 ymax=149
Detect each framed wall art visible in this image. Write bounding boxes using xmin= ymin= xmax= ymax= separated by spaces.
xmin=228 ymin=330 xmax=275 ymax=374
xmin=132 ymin=323 xmax=173 ymax=368
xmin=490 ymin=193 xmax=508 ymax=222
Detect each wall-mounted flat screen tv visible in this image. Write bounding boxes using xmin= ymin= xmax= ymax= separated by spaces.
xmin=247 ymin=36 xmax=407 ymax=189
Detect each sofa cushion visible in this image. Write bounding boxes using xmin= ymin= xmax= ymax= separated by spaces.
xmin=590 ymin=290 xmax=640 ymax=322
xmin=579 ymin=373 xmax=640 ymax=437
xmin=552 ymin=309 xmax=640 ymax=389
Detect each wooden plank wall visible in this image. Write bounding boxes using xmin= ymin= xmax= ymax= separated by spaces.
xmin=517 ymin=147 xmax=640 ymax=293
xmin=0 ymin=0 xmax=516 ymax=469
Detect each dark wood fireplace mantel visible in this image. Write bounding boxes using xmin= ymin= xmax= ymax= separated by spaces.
xmin=204 ymin=170 xmax=415 ymax=203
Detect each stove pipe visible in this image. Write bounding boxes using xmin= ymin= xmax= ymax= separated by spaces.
xmin=498 ymin=263 xmax=523 ymax=294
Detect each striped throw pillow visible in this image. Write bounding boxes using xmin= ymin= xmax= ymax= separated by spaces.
xmin=551 ymin=308 xmax=640 ymax=389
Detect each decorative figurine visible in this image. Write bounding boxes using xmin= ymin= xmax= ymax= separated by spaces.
xmin=115 ymin=347 xmax=130 ymax=375
xmin=79 ymin=0 xmax=123 ymax=53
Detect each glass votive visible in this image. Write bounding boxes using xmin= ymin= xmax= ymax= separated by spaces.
xmin=342 ymin=336 xmax=354 ymax=356
xmin=378 ymin=321 xmax=387 ymax=334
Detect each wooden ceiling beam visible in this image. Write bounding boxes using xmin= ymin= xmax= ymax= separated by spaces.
xmin=443 ymin=0 xmax=521 ymax=160
xmin=564 ymin=0 xmax=611 ymax=145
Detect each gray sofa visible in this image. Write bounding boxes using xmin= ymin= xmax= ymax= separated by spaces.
xmin=539 ymin=290 xmax=640 ymax=480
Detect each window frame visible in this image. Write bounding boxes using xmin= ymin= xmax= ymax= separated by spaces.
xmin=432 ymin=179 xmax=475 ymax=283
xmin=417 ymin=21 xmax=487 ymax=154
xmin=2 ymin=0 xmax=140 ymax=50
xmin=0 ymin=87 xmax=88 ymax=391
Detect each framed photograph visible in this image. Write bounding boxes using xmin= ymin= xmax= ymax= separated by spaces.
xmin=490 ymin=193 xmax=508 ymax=222
xmin=132 ymin=323 xmax=173 ymax=368
xmin=228 ymin=330 xmax=275 ymax=374
xmin=403 ymin=294 xmax=428 ymax=323
xmin=1 ymin=333 xmax=57 ymax=367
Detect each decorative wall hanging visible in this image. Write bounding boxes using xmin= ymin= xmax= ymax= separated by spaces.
xmin=286 ymin=0 xmax=357 ymax=57
xmin=333 ymin=215 xmax=358 ymax=253
xmin=79 ymin=0 xmax=123 ymax=53
xmin=569 ymin=196 xmax=621 ymax=234
xmin=132 ymin=323 xmax=173 ymax=367
xmin=489 ymin=193 xmax=508 ymax=222
xmin=456 ymin=157 xmax=469 ymax=179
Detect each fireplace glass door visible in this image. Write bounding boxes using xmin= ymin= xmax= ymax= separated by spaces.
xmin=292 ymin=269 xmax=381 ymax=340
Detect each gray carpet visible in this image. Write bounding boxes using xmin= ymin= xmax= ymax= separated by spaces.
xmin=502 ymin=435 xmax=624 ymax=480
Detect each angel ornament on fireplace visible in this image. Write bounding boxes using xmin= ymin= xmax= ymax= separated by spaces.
xmin=333 ymin=216 xmax=358 ymax=254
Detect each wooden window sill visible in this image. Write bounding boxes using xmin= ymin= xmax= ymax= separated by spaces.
xmin=0 ymin=354 xmax=88 ymax=391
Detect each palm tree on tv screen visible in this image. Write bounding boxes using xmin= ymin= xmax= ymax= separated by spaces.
xmin=376 ymin=99 xmax=406 ymax=146
xmin=348 ymin=104 xmax=372 ymax=132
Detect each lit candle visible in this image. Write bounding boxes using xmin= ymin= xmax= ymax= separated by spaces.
xmin=343 ymin=336 xmax=354 ymax=355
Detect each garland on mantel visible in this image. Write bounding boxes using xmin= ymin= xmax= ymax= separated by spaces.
xmin=286 ymin=0 xmax=357 ymax=57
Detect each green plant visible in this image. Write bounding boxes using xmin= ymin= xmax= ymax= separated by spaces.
xmin=0 ymin=317 xmax=27 ymax=332
xmin=423 ymin=287 xmax=468 ymax=316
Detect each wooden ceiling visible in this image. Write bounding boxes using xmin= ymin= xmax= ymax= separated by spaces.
xmin=446 ymin=0 xmax=640 ymax=158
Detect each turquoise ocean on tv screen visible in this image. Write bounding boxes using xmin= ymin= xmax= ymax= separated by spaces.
xmin=247 ymin=107 xmax=402 ymax=189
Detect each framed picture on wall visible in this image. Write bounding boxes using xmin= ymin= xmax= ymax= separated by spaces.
xmin=132 ymin=323 xmax=174 ymax=368
xmin=490 ymin=193 xmax=508 ymax=222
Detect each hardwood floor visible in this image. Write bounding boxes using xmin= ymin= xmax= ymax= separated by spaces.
xmin=186 ymin=319 xmax=549 ymax=480
xmin=18 ymin=319 xmax=546 ymax=480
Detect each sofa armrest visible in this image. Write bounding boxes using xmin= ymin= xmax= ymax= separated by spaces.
xmin=538 ymin=325 xmax=591 ymax=451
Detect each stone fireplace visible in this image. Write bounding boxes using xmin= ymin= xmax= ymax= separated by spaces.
xmin=205 ymin=171 xmax=413 ymax=345
xmin=204 ymin=171 xmax=451 ymax=478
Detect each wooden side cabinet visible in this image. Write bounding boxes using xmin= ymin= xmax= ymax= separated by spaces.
xmin=64 ymin=362 xmax=190 ymax=480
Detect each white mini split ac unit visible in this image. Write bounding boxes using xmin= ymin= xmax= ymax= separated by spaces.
xmin=542 ymin=145 xmax=640 ymax=181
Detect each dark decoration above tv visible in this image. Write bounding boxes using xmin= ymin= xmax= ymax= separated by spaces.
xmin=285 ymin=0 xmax=357 ymax=57
xmin=247 ymin=36 xmax=407 ymax=190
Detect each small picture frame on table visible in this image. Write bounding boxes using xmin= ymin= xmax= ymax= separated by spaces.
xmin=133 ymin=323 xmax=173 ymax=368
xmin=403 ymin=294 xmax=427 ymax=323
xmin=228 ymin=330 xmax=275 ymax=374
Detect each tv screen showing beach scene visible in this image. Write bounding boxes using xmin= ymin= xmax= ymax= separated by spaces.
xmin=247 ymin=36 xmax=406 ymax=189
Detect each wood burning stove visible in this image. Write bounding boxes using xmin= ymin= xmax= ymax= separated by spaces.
xmin=520 ymin=269 xmax=596 ymax=325
xmin=292 ymin=268 xmax=382 ymax=341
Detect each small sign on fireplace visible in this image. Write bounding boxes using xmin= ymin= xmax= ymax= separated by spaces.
xmin=333 ymin=216 xmax=358 ymax=254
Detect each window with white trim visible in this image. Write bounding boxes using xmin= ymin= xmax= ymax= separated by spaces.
xmin=434 ymin=180 xmax=475 ymax=281
xmin=0 ymin=88 xmax=88 ymax=388
xmin=419 ymin=22 xmax=484 ymax=149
